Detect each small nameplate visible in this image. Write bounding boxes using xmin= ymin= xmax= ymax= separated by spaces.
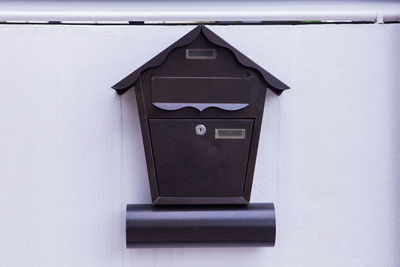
xmin=186 ymin=49 xmax=217 ymax=59
xmin=215 ymin=129 xmax=246 ymax=139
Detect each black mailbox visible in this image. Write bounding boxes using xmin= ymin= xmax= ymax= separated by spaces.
xmin=112 ymin=25 xmax=289 ymax=247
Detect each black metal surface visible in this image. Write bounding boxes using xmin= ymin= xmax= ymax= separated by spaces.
xmin=126 ymin=203 xmax=276 ymax=248
xmin=151 ymin=76 xmax=251 ymax=111
xmin=149 ymin=119 xmax=253 ymax=198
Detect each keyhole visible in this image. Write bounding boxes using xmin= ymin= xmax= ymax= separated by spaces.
xmin=195 ymin=124 xmax=206 ymax=136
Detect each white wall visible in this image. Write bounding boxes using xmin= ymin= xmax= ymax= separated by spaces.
xmin=0 ymin=24 xmax=399 ymax=267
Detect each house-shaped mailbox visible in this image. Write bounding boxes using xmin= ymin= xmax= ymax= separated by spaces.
xmin=112 ymin=25 xmax=289 ymax=247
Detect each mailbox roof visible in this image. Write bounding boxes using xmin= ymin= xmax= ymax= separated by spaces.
xmin=112 ymin=25 xmax=289 ymax=95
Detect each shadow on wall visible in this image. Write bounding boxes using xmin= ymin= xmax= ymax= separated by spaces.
xmin=389 ymin=40 xmax=400 ymax=265
xmin=123 ymin=246 xmax=272 ymax=266
xmin=121 ymin=87 xmax=152 ymax=204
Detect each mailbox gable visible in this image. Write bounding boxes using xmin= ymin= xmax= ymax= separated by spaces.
xmin=112 ymin=25 xmax=289 ymax=95
xmin=113 ymin=25 xmax=289 ymax=205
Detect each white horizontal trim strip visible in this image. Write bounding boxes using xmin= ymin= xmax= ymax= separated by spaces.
xmin=0 ymin=1 xmax=399 ymax=23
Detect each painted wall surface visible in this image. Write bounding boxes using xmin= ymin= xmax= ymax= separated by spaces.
xmin=0 ymin=24 xmax=399 ymax=267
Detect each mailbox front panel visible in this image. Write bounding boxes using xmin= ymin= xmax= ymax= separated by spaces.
xmin=149 ymin=119 xmax=253 ymax=198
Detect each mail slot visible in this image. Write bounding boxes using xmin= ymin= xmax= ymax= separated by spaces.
xmin=151 ymin=77 xmax=250 ymax=111
xmin=112 ymin=25 xmax=289 ymax=247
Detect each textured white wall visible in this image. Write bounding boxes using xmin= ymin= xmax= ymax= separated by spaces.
xmin=0 ymin=24 xmax=399 ymax=267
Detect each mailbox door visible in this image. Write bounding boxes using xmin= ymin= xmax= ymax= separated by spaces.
xmin=149 ymin=119 xmax=253 ymax=198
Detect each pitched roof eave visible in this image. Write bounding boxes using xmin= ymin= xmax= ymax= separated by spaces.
xmin=112 ymin=25 xmax=289 ymax=95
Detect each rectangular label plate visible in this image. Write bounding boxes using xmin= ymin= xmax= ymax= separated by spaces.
xmin=186 ymin=49 xmax=217 ymax=59
xmin=215 ymin=129 xmax=246 ymax=139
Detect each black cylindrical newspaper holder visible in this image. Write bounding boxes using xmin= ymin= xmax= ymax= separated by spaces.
xmin=126 ymin=203 xmax=275 ymax=248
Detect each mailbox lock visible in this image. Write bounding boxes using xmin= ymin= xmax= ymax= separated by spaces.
xmin=195 ymin=124 xmax=206 ymax=135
